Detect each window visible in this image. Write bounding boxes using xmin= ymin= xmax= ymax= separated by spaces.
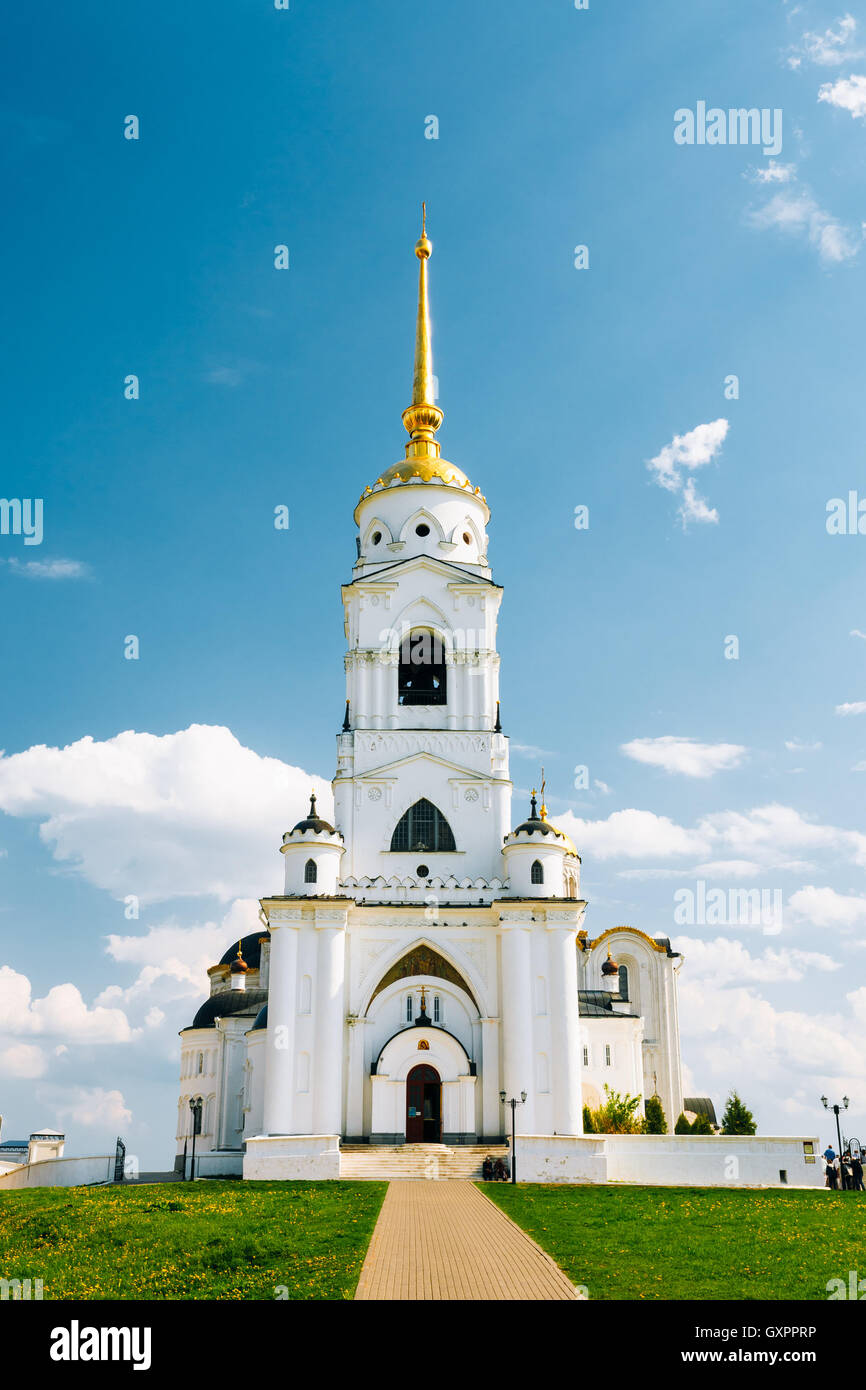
xmin=531 ymin=859 xmax=544 ymax=885
xmin=583 ymin=1046 xmax=589 ymax=1067
xmin=605 ymin=1044 xmax=611 ymax=1067
xmin=462 ymin=531 xmax=472 ymax=545
xmin=304 ymin=858 xmax=317 ymax=883
xmin=371 ymin=531 xmax=382 ymax=545
xmin=390 ymin=799 xmax=456 ymax=853
xmin=415 ymin=523 xmax=430 ymax=537
xmin=406 ymin=995 xmax=414 ymax=1023
xmin=196 ymin=1052 xmax=204 ymax=1075
xmin=433 ymin=995 xmax=440 ymax=1023
xmin=398 ymin=630 xmax=447 ymax=706
xmin=618 ymin=964 xmax=629 ymax=1001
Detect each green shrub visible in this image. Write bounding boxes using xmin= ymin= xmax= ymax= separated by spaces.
xmin=721 ymin=1090 xmax=757 ymax=1135
xmin=643 ymin=1094 xmax=667 ymax=1134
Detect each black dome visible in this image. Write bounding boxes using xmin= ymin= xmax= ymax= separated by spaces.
xmin=249 ymin=1004 xmax=268 ymax=1033
xmin=287 ymin=791 xmax=337 ymax=837
xmin=218 ymin=931 xmax=269 ymax=970
xmin=185 ymin=987 xmax=268 ymax=1031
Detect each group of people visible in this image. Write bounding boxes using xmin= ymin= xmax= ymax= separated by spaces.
xmin=482 ymin=1155 xmax=510 ymax=1181
xmin=823 ymin=1145 xmax=864 ymax=1190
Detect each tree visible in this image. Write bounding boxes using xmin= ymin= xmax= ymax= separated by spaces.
xmin=587 ymin=1085 xmax=643 ymax=1134
xmin=691 ymin=1112 xmax=715 ymax=1135
xmin=721 ymin=1090 xmax=756 ymax=1136
xmin=643 ymin=1094 xmax=667 ymax=1134
xmin=674 ymin=1112 xmax=693 ymax=1134
xmin=582 ymin=1105 xmax=596 ymax=1134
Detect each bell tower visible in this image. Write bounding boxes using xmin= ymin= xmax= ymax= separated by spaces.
xmin=333 ymin=208 xmax=512 ymax=890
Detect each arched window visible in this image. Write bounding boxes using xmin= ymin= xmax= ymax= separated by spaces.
xmin=433 ymin=995 xmax=441 ymax=1023
xmin=618 ymin=964 xmax=629 ymax=1000
xmin=406 ymin=995 xmax=414 ymax=1023
xmin=398 ymin=630 xmax=447 ymax=706
xmin=531 ymin=859 xmax=544 ymax=885
xmin=390 ymin=798 xmax=456 ymax=853
xmin=304 ymin=858 xmax=317 ymax=883
xmin=196 ymin=1052 xmax=204 ymax=1075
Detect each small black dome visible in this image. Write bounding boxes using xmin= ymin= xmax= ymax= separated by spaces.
xmin=510 ymin=792 xmax=574 ymax=848
xmin=287 ymin=791 xmax=338 ymax=837
xmin=185 ymin=987 xmax=268 ymax=1032
xmin=218 ymin=931 xmax=269 ymax=970
xmin=249 ymin=1004 xmax=268 ymax=1033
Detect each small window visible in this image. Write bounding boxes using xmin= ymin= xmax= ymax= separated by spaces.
xmin=462 ymin=531 xmax=471 ymax=545
xmin=197 ymin=1052 xmax=204 ymax=1075
xmin=416 ymin=864 xmax=430 ymax=879
xmin=304 ymin=858 xmax=317 ymax=883
xmin=583 ymin=1046 xmax=589 ymax=1067
xmin=415 ymin=523 xmax=430 ymax=537
xmin=433 ymin=995 xmax=440 ymax=1023
xmin=531 ymin=860 xmax=544 ymax=885
xmin=406 ymin=995 xmax=414 ymax=1023
xmin=605 ymin=1044 xmax=611 ymax=1067
xmin=779 ymin=1170 xmax=788 ymax=1184
xmin=618 ymin=964 xmax=629 ymax=1001
xmin=371 ymin=531 xmax=382 ymax=546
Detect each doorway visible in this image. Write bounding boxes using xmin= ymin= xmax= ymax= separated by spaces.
xmin=406 ymin=1064 xmax=441 ymax=1142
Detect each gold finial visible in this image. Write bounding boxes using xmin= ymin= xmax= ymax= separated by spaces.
xmin=402 ymin=203 xmax=444 ymax=456
xmin=540 ymin=768 xmax=547 ymax=821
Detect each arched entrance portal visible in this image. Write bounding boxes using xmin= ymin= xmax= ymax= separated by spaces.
xmin=406 ymin=1064 xmax=441 ymax=1142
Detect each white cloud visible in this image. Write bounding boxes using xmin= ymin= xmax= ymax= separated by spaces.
xmin=676 ymin=935 xmax=840 ymax=986
xmin=697 ymin=803 xmax=866 ymax=869
xmin=747 ymin=161 xmax=797 ymax=183
xmin=850 ymin=629 xmax=866 ymax=641
xmin=621 ymin=736 xmax=747 ymax=779
xmin=785 ymin=738 xmax=822 ymax=751
xmin=4 ymin=558 xmax=90 ymax=580
xmin=747 ymin=191 xmax=863 ymax=264
xmin=555 ymin=808 xmax=711 ymax=861
xmin=0 ymin=966 xmax=136 ymax=1042
xmin=97 ymin=900 xmax=262 ymax=1009
xmin=510 ymin=743 xmax=557 ymax=759
xmin=646 ymin=420 xmax=727 ymax=528
xmin=819 ymin=72 xmax=866 ymax=118
xmin=54 ymin=1086 xmax=132 ymax=1128
xmin=593 ymin=779 xmax=611 ymax=795
xmin=836 ymin=701 xmax=866 ymax=715
xmin=853 ymin=761 xmax=866 ymax=772
xmin=0 ymin=724 xmax=330 ymax=905
xmin=787 ymin=885 xmax=866 ymax=928
xmin=0 ymin=1043 xmax=48 ymax=1078
xmin=788 ymin=14 xmax=862 ymax=67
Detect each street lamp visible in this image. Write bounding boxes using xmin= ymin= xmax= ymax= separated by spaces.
xmin=821 ymin=1095 xmax=850 ymax=1164
xmin=500 ymin=1090 xmax=527 ymax=1184
xmin=188 ymin=1097 xmax=203 ymax=1181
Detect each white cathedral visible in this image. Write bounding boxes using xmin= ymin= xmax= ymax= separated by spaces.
xmin=174 ymin=213 xmax=818 ymax=1188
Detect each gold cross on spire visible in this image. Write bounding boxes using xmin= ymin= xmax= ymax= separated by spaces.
xmin=539 ymin=768 xmax=547 ymax=821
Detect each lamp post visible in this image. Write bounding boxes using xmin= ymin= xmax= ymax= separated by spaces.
xmin=821 ymin=1095 xmax=849 ymax=1164
xmin=188 ymin=1097 xmax=202 ymax=1181
xmin=500 ymin=1091 xmax=527 ymax=1184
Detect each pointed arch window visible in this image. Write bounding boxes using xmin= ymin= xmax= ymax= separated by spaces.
xmin=304 ymin=858 xmax=317 ymax=884
xmin=398 ymin=629 xmax=447 ymax=706
xmin=618 ymin=964 xmax=629 ymax=1001
xmin=390 ymin=798 xmax=456 ymax=853
xmin=531 ymin=859 xmax=544 ymax=885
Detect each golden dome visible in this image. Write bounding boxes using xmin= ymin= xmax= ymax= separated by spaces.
xmin=374 ymin=455 xmax=474 ymax=490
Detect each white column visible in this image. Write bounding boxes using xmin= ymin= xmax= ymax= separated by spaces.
xmin=356 ymin=656 xmax=370 ymax=729
xmin=345 ymin=1016 xmax=367 ymax=1138
xmin=313 ymin=915 xmax=347 ymax=1134
xmin=371 ymin=658 xmax=384 ymax=730
xmin=263 ymin=920 xmax=299 ymax=1135
xmin=499 ymin=920 xmax=535 ymax=1132
xmin=480 ymin=1017 xmax=501 ymax=1138
xmin=547 ymin=922 xmax=582 ymax=1135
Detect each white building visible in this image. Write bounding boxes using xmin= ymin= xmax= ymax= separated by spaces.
xmin=175 ymin=214 xmax=820 ymax=1189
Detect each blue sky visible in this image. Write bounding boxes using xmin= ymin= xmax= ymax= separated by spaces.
xmin=1 ymin=0 xmax=865 ymax=1164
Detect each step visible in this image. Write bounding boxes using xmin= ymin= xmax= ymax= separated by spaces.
xmin=339 ymin=1142 xmax=509 ymax=1181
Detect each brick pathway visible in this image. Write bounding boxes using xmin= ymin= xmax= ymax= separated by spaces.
xmin=354 ymin=1180 xmax=580 ymax=1301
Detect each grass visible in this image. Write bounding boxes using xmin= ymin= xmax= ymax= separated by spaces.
xmin=0 ymin=1181 xmax=387 ymax=1300
xmin=482 ymin=1183 xmax=861 ymax=1300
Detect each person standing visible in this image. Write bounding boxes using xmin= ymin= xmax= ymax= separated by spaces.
xmin=851 ymin=1152 xmax=864 ymax=1192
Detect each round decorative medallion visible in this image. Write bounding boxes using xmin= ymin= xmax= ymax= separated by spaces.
xmin=417 ymin=1039 xmax=430 ymax=1050
xmin=464 ymin=788 xmax=480 ymax=802
xmin=368 ymin=787 xmax=382 ymax=801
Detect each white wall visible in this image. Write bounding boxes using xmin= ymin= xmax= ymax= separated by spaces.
xmin=0 ymin=1155 xmax=113 ymax=1189
xmin=604 ymin=1134 xmax=824 ymax=1188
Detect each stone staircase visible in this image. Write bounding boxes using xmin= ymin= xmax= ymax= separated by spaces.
xmin=340 ymin=1142 xmax=510 ymax=1181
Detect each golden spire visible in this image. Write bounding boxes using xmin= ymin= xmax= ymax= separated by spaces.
xmin=401 ymin=202 xmax=444 ymax=460
xmin=539 ymin=768 xmax=548 ymax=821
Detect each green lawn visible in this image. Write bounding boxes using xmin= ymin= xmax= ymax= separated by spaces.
xmin=0 ymin=1181 xmax=387 ymax=1300
xmin=483 ymin=1184 xmax=860 ymax=1300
